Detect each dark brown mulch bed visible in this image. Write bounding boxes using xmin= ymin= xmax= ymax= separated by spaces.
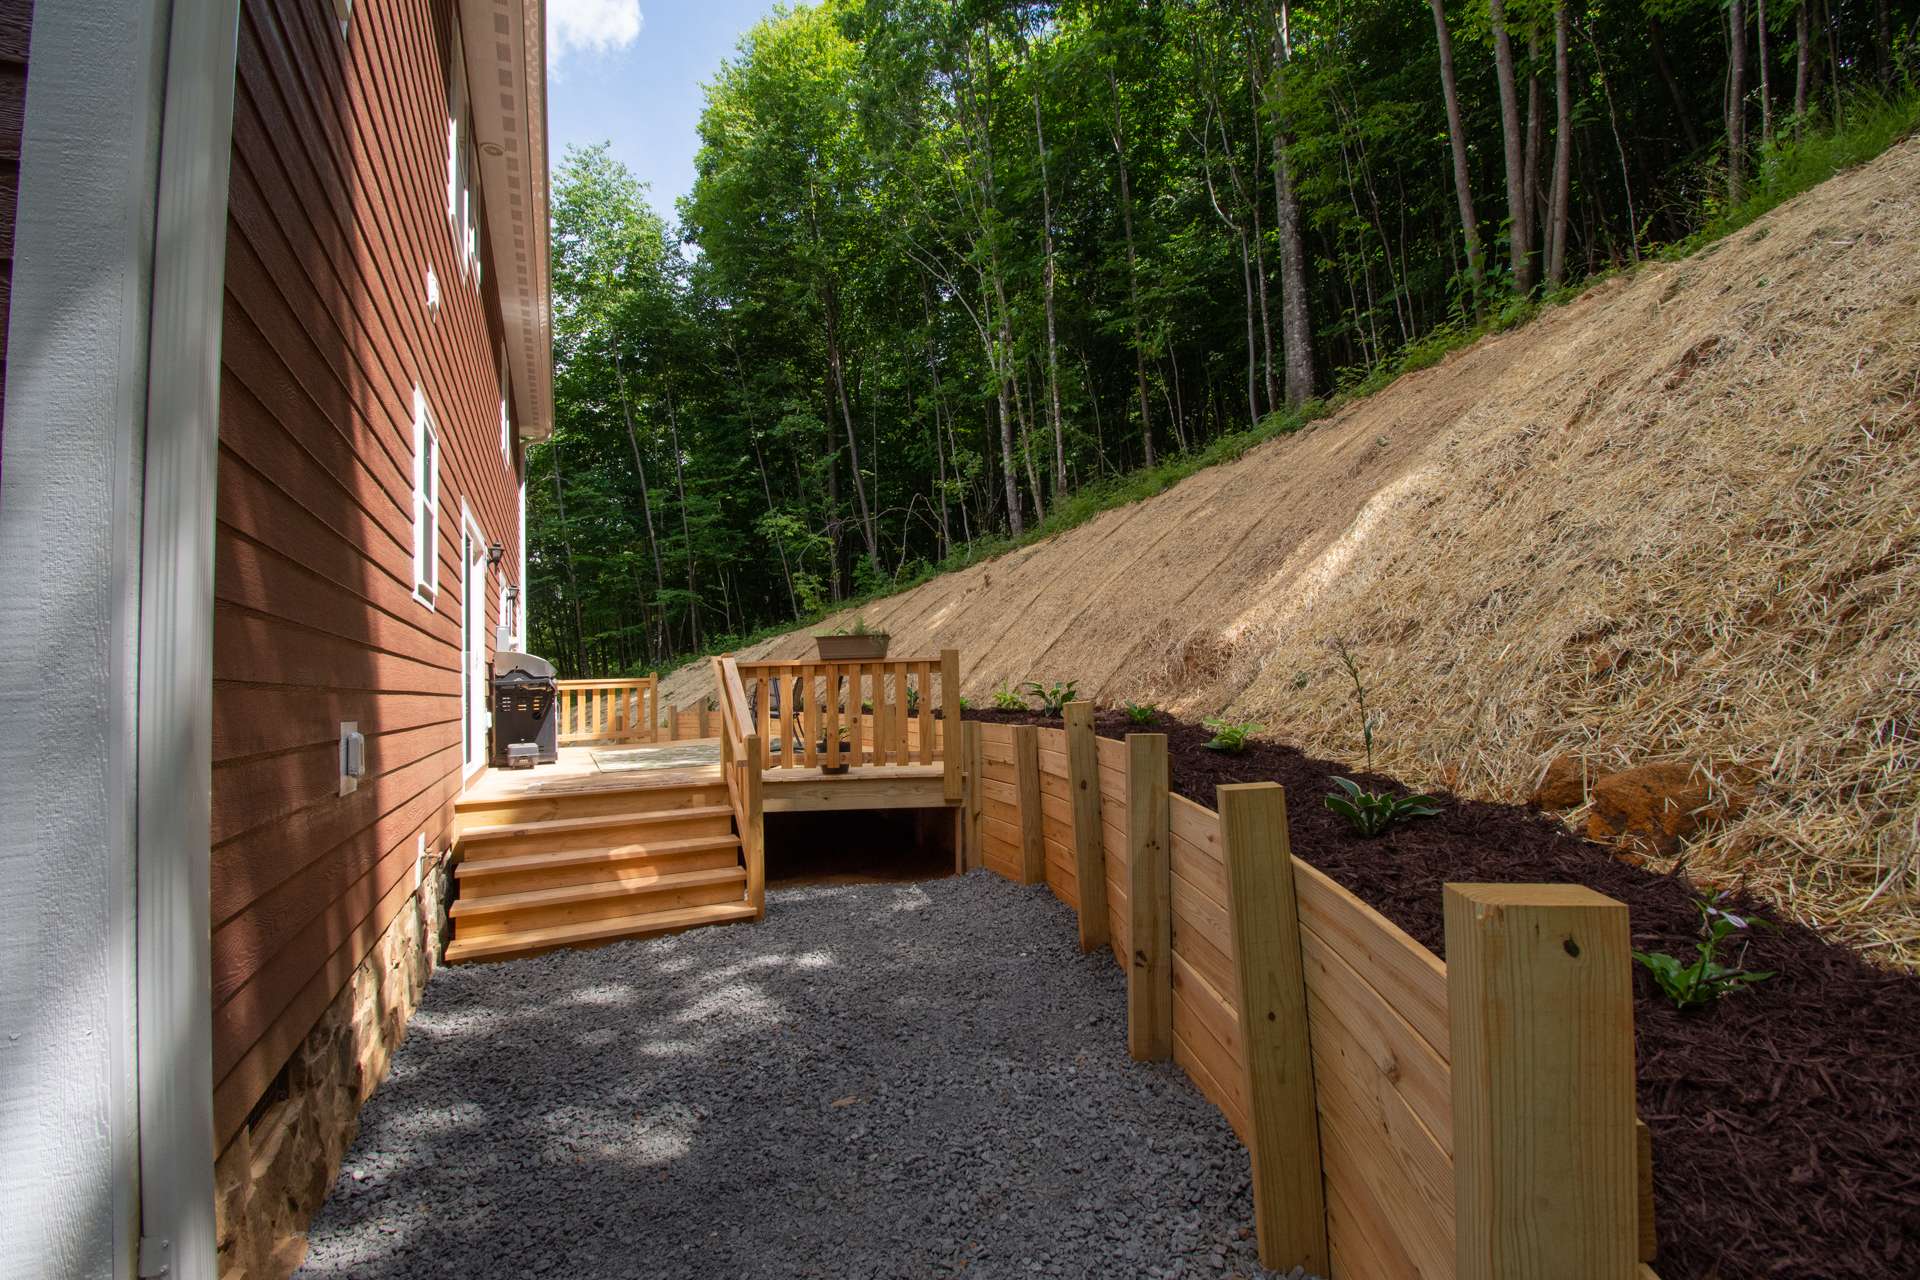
xmin=965 ymin=707 xmax=1920 ymax=1280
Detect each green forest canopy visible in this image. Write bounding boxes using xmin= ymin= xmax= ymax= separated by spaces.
xmin=528 ymin=0 xmax=1917 ymax=677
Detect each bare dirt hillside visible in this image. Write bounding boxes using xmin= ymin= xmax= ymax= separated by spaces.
xmin=665 ymin=138 xmax=1920 ymax=960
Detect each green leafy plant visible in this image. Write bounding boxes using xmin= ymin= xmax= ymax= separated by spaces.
xmin=1202 ymin=717 xmax=1261 ymax=753
xmin=1123 ymin=701 xmax=1159 ymax=724
xmin=1634 ymin=892 xmax=1776 ymax=1010
xmin=1020 ymin=680 xmax=1079 ymax=717
xmin=1323 ymin=777 xmax=1442 ymax=836
xmin=1323 ymin=640 xmax=1442 ymax=835
xmin=905 ymin=683 xmax=921 ymax=715
xmin=991 ymin=684 xmax=1027 ymax=711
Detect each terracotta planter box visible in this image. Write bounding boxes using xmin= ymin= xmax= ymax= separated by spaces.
xmin=814 ymin=633 xmax=890 ymax=661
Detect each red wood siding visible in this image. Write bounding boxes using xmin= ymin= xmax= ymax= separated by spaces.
xmin=212 ymin=0 xmax=525 ymax=1144
xmin=0 ymin=0 xmax=30 ymax=441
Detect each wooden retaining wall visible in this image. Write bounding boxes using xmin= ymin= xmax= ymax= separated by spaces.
xmin=964 ymin=712 xmax=1657 ymax=1280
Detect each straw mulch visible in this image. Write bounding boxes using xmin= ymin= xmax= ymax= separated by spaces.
xmin=665 ymin=138 xmax=1920 ymax=965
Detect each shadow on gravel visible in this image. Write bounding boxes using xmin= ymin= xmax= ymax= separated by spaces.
xmin=297 ymin=873 xmax=1286 ymax=1280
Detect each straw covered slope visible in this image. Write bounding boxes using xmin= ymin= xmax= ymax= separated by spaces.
xmin=668 ymin=138 xmax=1920 ymax=962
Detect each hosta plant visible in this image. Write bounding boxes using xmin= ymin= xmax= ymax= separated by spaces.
xmin=1202 ymin=718 xmax=1261 ymax=754
xmin=1123 ymin=701 xmax=1159 ymax=724
xmin=1020 ymin=680 xmax=1079 ymax=717
xmin=990 ymin=685 xmax=1027 ymax=711
xmin=1323 ymin=776 xmax=1441 ymax=836
xmin=1634 ymin=892 xmax=1775 ymax=1010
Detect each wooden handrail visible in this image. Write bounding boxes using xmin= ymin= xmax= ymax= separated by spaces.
xmin=730 ymin=654 xmax=960 ymax=772
xmin=555 ymin=675 xmax=657 ymax=746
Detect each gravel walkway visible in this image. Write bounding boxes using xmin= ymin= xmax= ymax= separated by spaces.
xmin=299 ymin=872 xmax=1296 ymax=1280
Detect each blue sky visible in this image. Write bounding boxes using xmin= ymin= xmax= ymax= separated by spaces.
xmin=547 ymin=0 xmax=783 ymax=227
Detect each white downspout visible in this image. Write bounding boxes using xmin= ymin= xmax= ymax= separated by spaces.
xmin=135 ymin=0 xmax=242 ymax=1276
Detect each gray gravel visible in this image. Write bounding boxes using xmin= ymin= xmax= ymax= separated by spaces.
xmin=299 ymin=871 xmax=1307 ymax=1280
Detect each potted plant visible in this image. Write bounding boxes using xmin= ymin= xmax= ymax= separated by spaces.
xmin=817 ymin=726 xmax=853 ymax=775
xmin=815 ymin=616 xmax=890 ymax=661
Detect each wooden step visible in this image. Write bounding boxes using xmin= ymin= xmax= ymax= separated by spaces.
xmin=444 ymin=900 xmax=760 ymax=965
xmin=453 ymin=834 xmax=742 ymax=895
xmin=456 ymin=806 xmax=735 ymax=859
xmin=455 ymin=780 xmax=729 ymax=828
xmin=450 ymin=866 xmax=747 ymax=938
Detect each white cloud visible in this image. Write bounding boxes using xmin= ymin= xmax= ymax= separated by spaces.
xmin=548 ymin=0 xmax=643 ymax=69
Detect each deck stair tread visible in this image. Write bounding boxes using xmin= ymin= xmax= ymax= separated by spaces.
xmin=450 ymin=865 xmax=746 ymax=917
xmin=457 ymin=805 xmax=735 ymax=845
xmin=445 ymin=900 xmax=759 ymax=963
xmin=454 ymin=777 xmax=726 ymax=813
xmin=453 ymin=834 xmax=741 ymax=880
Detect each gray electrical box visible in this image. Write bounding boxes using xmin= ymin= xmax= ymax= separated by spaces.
xmin=339 ymin=722 xmax=366 ymax=796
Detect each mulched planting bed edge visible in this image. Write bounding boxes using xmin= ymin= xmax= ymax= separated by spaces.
xmin=965 ymin=707 xmax=1920 ymax=1280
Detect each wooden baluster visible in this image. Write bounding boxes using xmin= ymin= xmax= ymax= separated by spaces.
xmin=824 ymin=664 xmax=842 ymax=769
xmin=893 ymin=664 xmax=910 ymax=764
xmin=756 ymin=673 xmax=773 ymax=768
xmin=848 ymin=665 xmax=865 ymax=768
xmin=916 ymin=660 xmax=935 ymax=765
xmin=801 ymin=666 xmax=819 ymax=767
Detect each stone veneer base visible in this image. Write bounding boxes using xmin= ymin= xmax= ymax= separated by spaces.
xmin=213 ymin=854 xmax=450 ymax=1280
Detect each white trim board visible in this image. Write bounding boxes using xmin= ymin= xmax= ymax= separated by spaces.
xmin=134 ymin=2 xmax=243 ymax=1279
xmin=0 ymin=3 xmax=174 ymax=1278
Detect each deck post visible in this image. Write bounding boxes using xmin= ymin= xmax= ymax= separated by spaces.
xmin=1013 ymin=725 xmax=1046 ymax=884
xmin=1218 ymin=782 xmax=1328 ymax=1275
xmin=668 ymin=704 xmax=681 ymax=741
xmin=963 ymin=722 xmax=985 ymax=871
xmin=1445 ymin=884 xmax=1638 ymax=1280
xmin=1063 ymin=701 xmax=1109 ymax=952
xmin=941 ymin=649 xmax=963 ymax=802
xmin=1126 ymin=734 xmax=1171 ymax=1060
xmin=742 ymin=735 xmax=765 ymax=917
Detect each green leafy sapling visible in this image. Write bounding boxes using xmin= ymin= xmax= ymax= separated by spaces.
xmin=991 ymin=685 xmax=1027 ymax=711
xmin=1020 ymin=680 xmax=1080 ymax=717
xmin=1202 ymin=717 xmax=1261 ymax=753
xmin=1634 ymin=892 xmax=1776 ymax=1010
xmin=1324 ymin=639 xmax=1441 ymax=836
xmin=1123 ymin=701 xmax=1159 ymax=725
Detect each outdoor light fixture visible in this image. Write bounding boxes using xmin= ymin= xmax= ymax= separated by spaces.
xmin=487 ymin=541 xmax=505 ymax=567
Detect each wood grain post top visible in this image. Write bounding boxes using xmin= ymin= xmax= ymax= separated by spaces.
xmin=1445 ymin=882 xmax=1626 ymax=910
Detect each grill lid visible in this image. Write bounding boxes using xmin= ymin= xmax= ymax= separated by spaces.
xmin=492 ymin=650 xmax=557 ymax=681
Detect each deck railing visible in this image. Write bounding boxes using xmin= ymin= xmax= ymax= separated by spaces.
xmin=728 ymin=651 xmax=962 ymax=801
xmin=712 ymin=657 xmax=764 ymax=916
xmin=554 ymin=676 xmax=659 ymax=746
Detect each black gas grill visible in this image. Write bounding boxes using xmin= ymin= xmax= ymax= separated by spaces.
xmin=490 ymin=650 xmax=558 ymax=766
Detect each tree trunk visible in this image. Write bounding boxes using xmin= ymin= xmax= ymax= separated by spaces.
xmin=1728 ymin=0 xmax=1748 ymax=207
xmin=546 ymin=440 xmax=587 ymax=675
xmin=612 ymin=350 xmax=667 ymax=647
xmin=1524 ymin=28 xmax=1544 ymax=283
xmin=663 ymin=387 xmax=700 ymax=651
xmin=1108 ymin=67 xmax=1156 ymax=467
xmin=1756 ymin=0 xmax=1773 ymax=145
xmin=1489 ymin=0 xmax=1534 ymax=294
xmin=1271 ymin=1 xmax=1317 ymax=406
xmin=1246 ymin=61 xmax=1281 ymax=410
xmin=1032 ymin=69 xmax=1068 ymax=498
xmin=1649 ymin=18 xmax=1705 ymax=153
xmin=1429 ymin=0 xmax=1487 ymax=295
xmin=822 ymin=285 xmax=881 ymax=574
xmin=1546 ymin=1 xmax=1574 ymax=288
xmin=1794 ymin=0 xmax=1809 ymax=122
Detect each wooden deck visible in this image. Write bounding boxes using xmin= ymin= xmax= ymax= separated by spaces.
xmin=462 ymin=743 xmax=955 ymax=814
xmin=462 ymin=743 xmax=724 ymax=803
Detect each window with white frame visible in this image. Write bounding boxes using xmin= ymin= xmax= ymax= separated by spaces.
xmin=411 ymin=386 xmax=441 ymax=605
xmin=498 ymin=344 xmax=512 ymax=464
xmin=445 ymin=18 xmax=481 ymax=285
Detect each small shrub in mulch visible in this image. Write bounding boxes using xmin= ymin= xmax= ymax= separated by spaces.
xmin=965 ymin=707 xmax=1920 ymax=1280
